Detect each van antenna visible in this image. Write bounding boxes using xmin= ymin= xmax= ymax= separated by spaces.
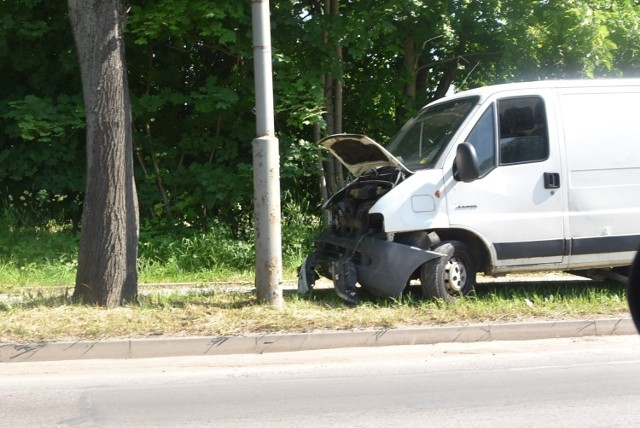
xmin=461 ymin=61 xmax=480 ymax=87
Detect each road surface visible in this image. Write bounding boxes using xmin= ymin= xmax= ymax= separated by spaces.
xmin=2 ymin=335 xmax=639 ymax=427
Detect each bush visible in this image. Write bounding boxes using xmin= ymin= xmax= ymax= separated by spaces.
xmin=0 ymin=193 xmax=323 ymax=287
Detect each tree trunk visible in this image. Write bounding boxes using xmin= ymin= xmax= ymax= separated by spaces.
xmin=395 ymin=36 xmax=419 ymax=124
xmin=403 ymin=36 xmax=417 ymax=104
xmin=433 ymin=57 xmax=459 ymax=101
xmin=331 ymin=0 xmax=344 ymax=190
xmin=313 ymin=123 xmax=330 ymax=226
xmin=69 ymin=0 xmax=139 ymax=307
xmin=433 ymin=35 xmax=467 ymax=102
xmin=322 ymin=0 xmax=344 ymax=195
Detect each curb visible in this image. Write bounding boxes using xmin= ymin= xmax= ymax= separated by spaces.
xmin=1 ymin=317 xmax=636 ymax=363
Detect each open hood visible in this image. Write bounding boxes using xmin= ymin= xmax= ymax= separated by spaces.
xmin=320 ymin=134 xmax=412 ymax=177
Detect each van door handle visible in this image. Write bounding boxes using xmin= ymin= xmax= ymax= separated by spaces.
xmin=544 ymin=172 xmax=560 ymax=189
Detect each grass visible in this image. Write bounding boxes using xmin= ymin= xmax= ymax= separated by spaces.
xmin=0 ymin=207 xmax=631 ymax=343
xmin=0 ymin=209 xmax=312 ymax=291
xmin=0 ymin=279 xmax=630 ymax=343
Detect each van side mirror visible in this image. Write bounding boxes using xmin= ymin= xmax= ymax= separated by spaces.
xmin=454 ymin=142 xmax=480 ymax=183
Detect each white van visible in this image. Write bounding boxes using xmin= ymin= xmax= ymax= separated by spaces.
xmin=298 ymin=79 xmax=640 ymax=304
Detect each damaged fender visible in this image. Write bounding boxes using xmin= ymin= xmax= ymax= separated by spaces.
xmin=300 ymin=230 xmax=444 ymax=299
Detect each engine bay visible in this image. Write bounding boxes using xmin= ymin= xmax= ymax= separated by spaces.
xmin=325 ymin=167 xmax=409 ymax=237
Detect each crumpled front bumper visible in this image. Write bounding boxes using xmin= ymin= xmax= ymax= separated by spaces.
xmin=298 ymin=230 xmax=443 ymax=300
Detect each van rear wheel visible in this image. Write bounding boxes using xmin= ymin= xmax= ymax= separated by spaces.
xmin=421 ymin=241 xmax=476 ymax=301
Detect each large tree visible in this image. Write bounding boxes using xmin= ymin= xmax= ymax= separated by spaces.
xmin=69 ymin=0 xmax=139 ymax=306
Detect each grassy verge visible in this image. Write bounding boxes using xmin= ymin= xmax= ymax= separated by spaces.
xmin=0 ymin=208 xmax=630 ymax=343
xmin=0 ymin=279 xmax=629 ymax=342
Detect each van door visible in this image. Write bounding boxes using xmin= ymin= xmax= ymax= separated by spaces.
xmin=446 ymin=94 xmax=566 ymax=269
xmin=558 ymin=87 xmax=640 ymax=266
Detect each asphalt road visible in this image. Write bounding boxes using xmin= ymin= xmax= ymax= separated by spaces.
xmin=2 ymin=335 xmax=639 ymax=427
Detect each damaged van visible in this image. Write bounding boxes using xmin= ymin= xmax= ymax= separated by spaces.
xmin=298 ymin=79 xmax=640 ymax=304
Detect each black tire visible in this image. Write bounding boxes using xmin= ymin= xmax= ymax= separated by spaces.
xmin=421 ymin=241 xmax=476 ymax=301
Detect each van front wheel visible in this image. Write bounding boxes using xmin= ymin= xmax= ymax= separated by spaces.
xmin=421 ymin=241 xmax=476 ymax=301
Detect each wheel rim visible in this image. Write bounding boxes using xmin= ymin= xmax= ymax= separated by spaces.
xmin=444 ymin=256 xmax=467 ymax=295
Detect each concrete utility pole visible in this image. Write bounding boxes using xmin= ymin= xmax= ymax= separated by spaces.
xmin=251 ymin=0 xmax=283 ymax=308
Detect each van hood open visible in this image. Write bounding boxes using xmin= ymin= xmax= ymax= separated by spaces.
xmin=319 ymin=134 xmax=412 ymax=177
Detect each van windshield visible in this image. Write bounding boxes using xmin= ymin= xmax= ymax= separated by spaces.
xmin=386 ymin=96 xmax=479 ymax=170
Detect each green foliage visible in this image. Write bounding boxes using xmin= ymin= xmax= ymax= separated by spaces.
xmin=135 ymin=191 xmax=321 ymax=274
xmin=123 ymin=1 xmax=259 ymax=224
xmin=281 ymin=191 xmax=323 ymax=266
xmin=0 ymin=197 xmax=322 ymax=290
xmin=500 ymin=0 xmax=640 ymax=79
xmin=1 ymin=0 xmax=640 ymax=263
xmin=273 ymin=55 xmax=326 ymax=130
xmin=3 ymin=95 xmax=84 ymax=143
xmin=139 ymin=222 xmax=255 ymax=274
xmin=0 ymin=1 xmax=84 ymax=221
xmin=127 ymin=1 xmax=245 ymax=47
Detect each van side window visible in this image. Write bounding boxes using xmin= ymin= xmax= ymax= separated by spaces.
xmin=498 ymin=97 xmax=549 ymax=164
xmin=466 ymin=105 xmax=496 ymax=176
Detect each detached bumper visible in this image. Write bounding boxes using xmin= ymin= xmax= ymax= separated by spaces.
xmin=299 ymin=230 xmax=443 ymax=299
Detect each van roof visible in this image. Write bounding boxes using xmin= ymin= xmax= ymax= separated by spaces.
xmin=435 ymin=78 xmax=640 ymax=105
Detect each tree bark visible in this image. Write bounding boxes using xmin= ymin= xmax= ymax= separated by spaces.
xmin=403 ymin=36 xmax=417 ymax=104
xmin=433 ymin=57 xmax=459 ymax=101
xmin=332 ymin=0 xmax=344 ymax=189
xmin=69 ymin=0 xmax=139 ymax=307
xmin=322 ymin=0 xmax=344 ymax=195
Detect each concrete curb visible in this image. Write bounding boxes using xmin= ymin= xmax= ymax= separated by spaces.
xmin=1 ymin=317 xmax=636 ymax=363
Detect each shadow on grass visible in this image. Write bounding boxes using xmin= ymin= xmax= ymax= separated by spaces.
xmin=2 ymin=278 xmax=627 ymax=312
xmin=136 ymin=288 xmax=257 ymax=310
xmin=1 ymin=288 xmax=259 ymax=311
xmin=290 ymin=278 xmax=628 ymax=307
xmin=0 ymin=289 xmax=74 ymax=311
xmin=283 ymin=287 xmax=354 ymax=307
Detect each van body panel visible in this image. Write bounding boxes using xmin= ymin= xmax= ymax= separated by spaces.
xmin=558 ymin=86 xmax=640 ymax=266
xmin=369 ymin=170 xmax=450 ymax=232
xmin=320 ymin=134 xmax=411 ymax=177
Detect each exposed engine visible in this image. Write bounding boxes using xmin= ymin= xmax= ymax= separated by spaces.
xmin=325 ymin=167 xmax=409 ymax=237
